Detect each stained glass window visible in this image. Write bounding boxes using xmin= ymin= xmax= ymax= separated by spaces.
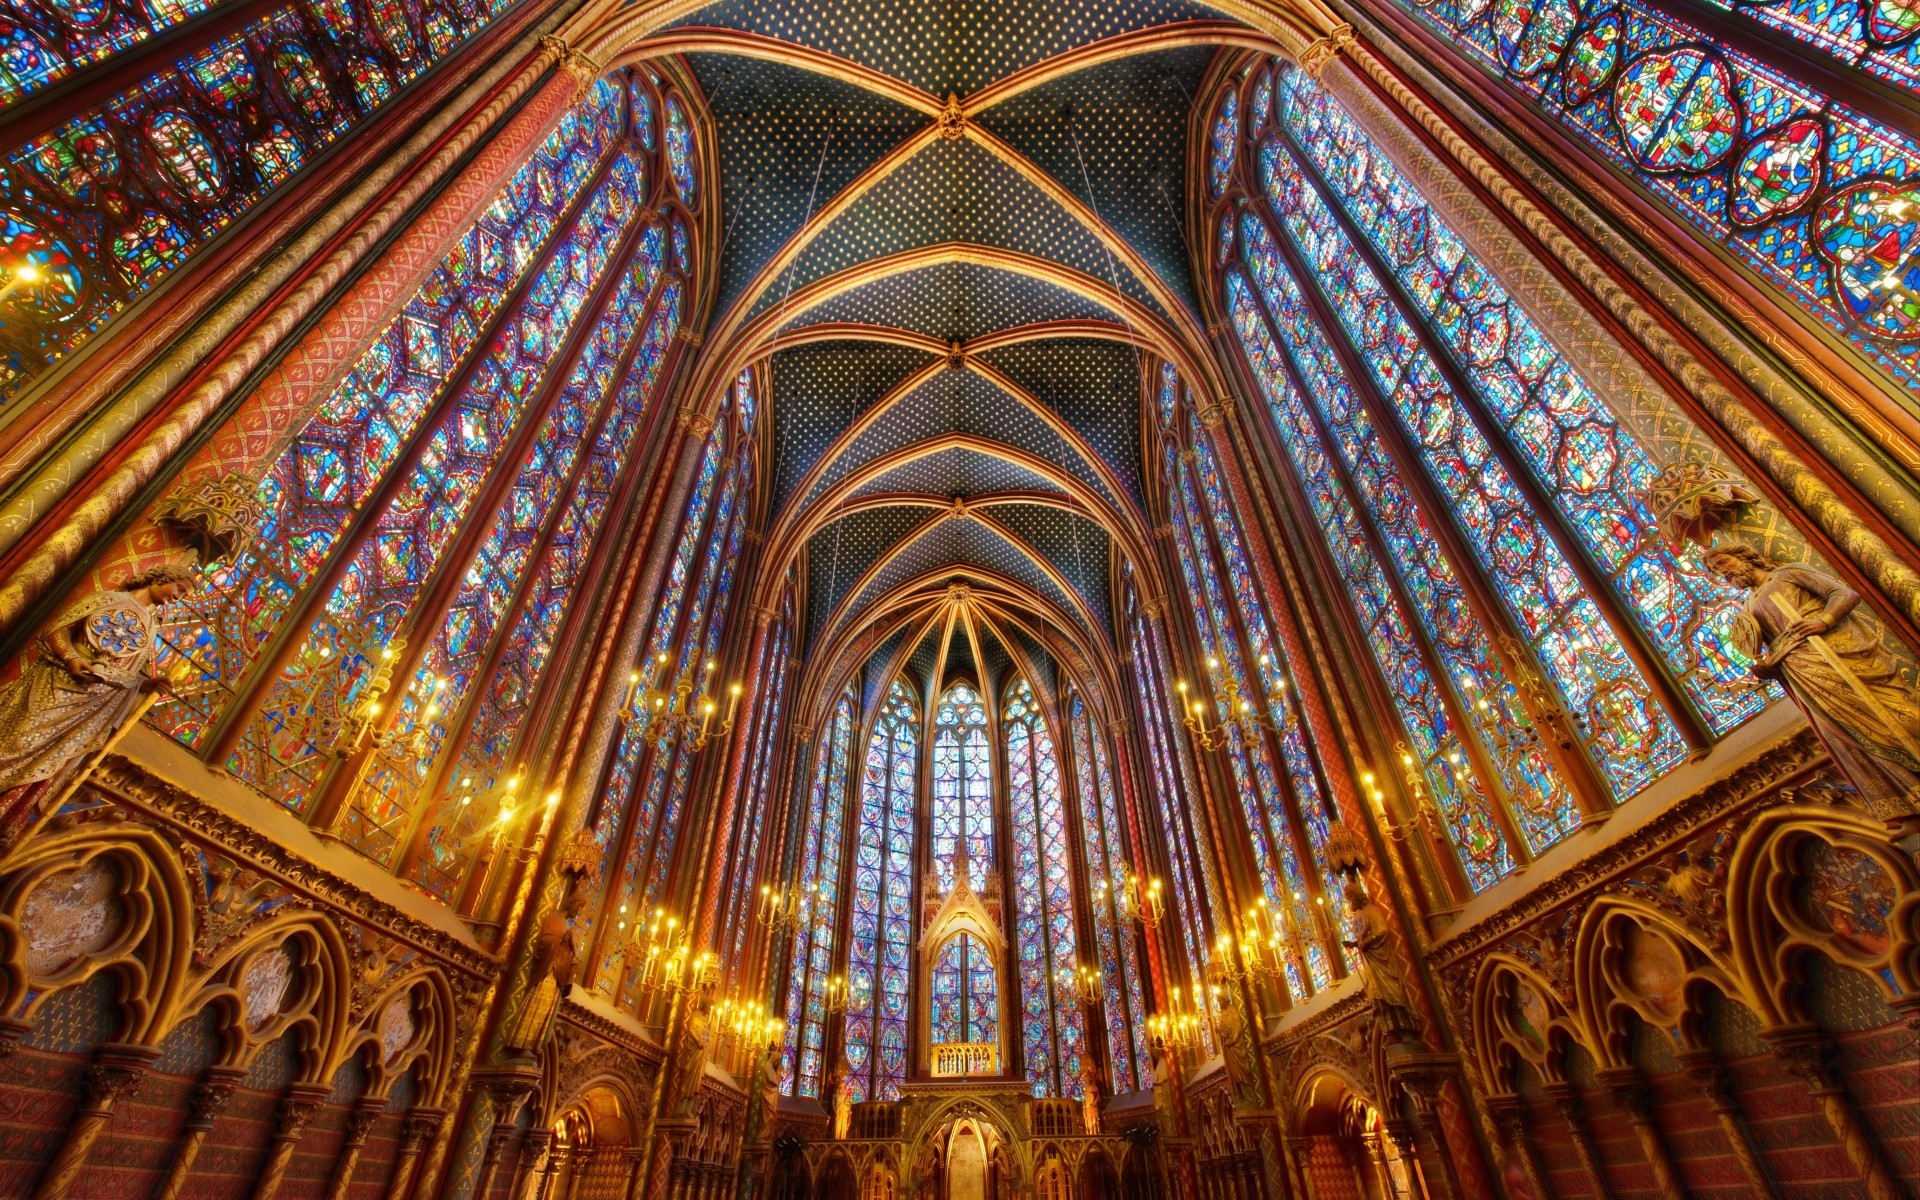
xmin=1124 ymin=581 xmax=1217 ymax=1034
xmin=664 ymin=91 xmax=695 ymax=205
xmin=1381 ymin=0 xmax=1920 ymax=391
xmin=1208 ymin=87 xmax=1238 ymax=198
xmin=1005 ymin=677 xmax=1086 ymax=1098
xmin=930 ymin=933 xmax=997 ymax=1048
xmin=723 ymin=589 xmax=791 ymax=980
xmin=1275 ymin=68 xmax=1766 ymax=740
xmin=845 ymin=680 xmax=917 ymax=1102
xmin=931 ymin=683 xmax=992 ymax=893
xmin=146 ymin=76 xmax=627 ymax=764
xmin=1068 ymin=695 xmax=1148 ymax=1094
xmin=1165 ymin=451 xmax=1327 ymax=996
xmin=780 ymin=688 xmax=856 ymax=1097
xmin=0 ymin=0 xmax=518 ymax=405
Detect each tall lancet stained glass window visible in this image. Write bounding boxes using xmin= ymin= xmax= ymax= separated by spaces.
xmin=845 ymin=680 xmax=918 ymax=1102
xmin=1005 ymin=677 xmax=1086 ymax=1098
xmin=932 ymin=683 xmax=992 ymax=894
xmin=1213 ymin=62 xmax=1793 ymax=893
xmin=1068 ymin=695 xmax=1148 ymax=1094
xmin=930 ymin=933 xmax=997 ymax=1049
xmin=780 ymin=687 xmax=856 ymax=1097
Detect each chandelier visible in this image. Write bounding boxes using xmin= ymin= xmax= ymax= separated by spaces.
xmin=620 ymin=651 xmax=742 ymax=750
xmin=1146 ymin=985 xmax=1208 ymax=1052
xmin=1099 ymin=868 xmax=1164 ymax=930
xmin=757 ymin=880 xmax=829 ymax=934
xmin=1057 ymin=963 xmax=1106 ymax=1007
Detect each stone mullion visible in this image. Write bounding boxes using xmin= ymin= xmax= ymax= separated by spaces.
xmin=0 ymin=17 xmax=592 ymax=645
xmin=1233 ymin=219 xmax=1538 ymax=871
xmin=817 ymin=702 xmax=861 ymax=1096
xmin=324 ymin=207 xmax=665 ymax=842
xmin=324 ymin=1096 xmax=390 ymax=1200
xmin=150 ymin=1063 xmax=247 ymax=1200
xmin=1138 ymin=605 xmax=1232 ymax=978
xmin=382 ymin=1108 xmax=446 ymax=1200
xmin=199 ymin=126 xmax=632 ymax=770
xmin=1271 ymin=116 xmax=1712 ymax=752
xmin=250 ymin=1082 xmax=330 ymax=1200
xmin=718 ymin=626 xmax=785 ymax=988
xmin=1255 ymin=170 xmax=1622 ymax=827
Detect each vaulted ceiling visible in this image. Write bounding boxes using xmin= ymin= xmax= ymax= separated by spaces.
xmin=628 ymin=0 xmax=1272 ymax=708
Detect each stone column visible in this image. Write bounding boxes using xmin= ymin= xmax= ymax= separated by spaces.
xmin=1596 ymin=1069 xmax=1688 ymax=1198
xmin=327 ymin=1097 xmax=393 ymax=1200
xmin=471 ymin=1112 xmax=527 ymax=1200
xmin=1540 ymin=1083 xmax=1610 ymax=1200
xmin=624 ymin=1147 xmax=648 ymax=1200
xmin=385 ymin=1108 xmax=448 ymax=1200
xmin=1483 ymin=1095 xmax=1552 ymax=1200
xmin=33 ymin=1042 xmax=161 ymax=1200
xmin=1283 ymin=1137 xmax=1319 ymax=1200
xmin=1763 ymin=1025 xmax=1903 ymax=1200
xmin=154 ymin=1064 xmax=248 ymax=1200
xmin=511 ymin=1129 xmax=554 ymax=1200
xmin=1674 ymin=1051 xmax=1775 ymax=1199
xmin=252 ymin=1082 xmax=329 ymax=1200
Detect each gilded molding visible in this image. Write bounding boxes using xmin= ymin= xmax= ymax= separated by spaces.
xmin=1428 ymin=728 xmax=1826 ymax=969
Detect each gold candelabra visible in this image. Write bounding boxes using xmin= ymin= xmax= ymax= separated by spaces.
xmin=1107 ymin=868 xmax=1164 ymax=930
xmin=622 ymin=907 xmax=714 ymax=1003
xmin=1173 ymin=654 xmax=1287 ymax=751
xmin=1147 ymin=985 xmax=1207 ymax=1052
xmin=758 ymin=880 xmax=825 ymax=934
xmin=620 ymin=651 xmax=743 ymax=750
xmin=823 ymin=974 xmax=850 ymax=1015
xmin=1058 ymin=963 xmax=1105 ymax=1007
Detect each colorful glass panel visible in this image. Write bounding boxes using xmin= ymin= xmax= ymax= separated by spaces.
xmin=780 ymin=690 xmax=856 ymax=1096
xmin=234 ymin=146 xmax=648 ymax=810
xmin=0 ymin=0 xmax=515 ymax=406
xmin=930 ymin=933 xmax=997 ymax=1048
xmin=1208 ymin=87 xmax=1238 ymax=197
xmin=1276 ymin=68 xmax=1771 ymax=739
xmin=1377 ymin=0 xmax=1920 ymax=390
xmin=664 ymin=91 xmax=695 ymax=204
xmin=1258 ymin=136 xmax=1691 ymax=799
xmin=845 ymin=680 xmax=917 ymax=1102
xmin=931 ymin=682 xmax=992 ymax=893
xmin=1006 ymin=678 xmax=1086 ymax=1098
xmin=145 ymin=79 xmax=624 ymax=758
xmin=1069 ymin=695 xmax=1148 ymax=1094
xmin=1227 ymin=251 xmax=1521 ymax=888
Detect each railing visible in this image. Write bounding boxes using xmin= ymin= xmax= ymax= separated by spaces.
xmin=1029 ymin=1098 xmax=1079 ymax=1137
xmin=850 ymin=1101 xmax=903 ymax=1140
xmin=931 ymin=1042 xmax=998 ymax=1077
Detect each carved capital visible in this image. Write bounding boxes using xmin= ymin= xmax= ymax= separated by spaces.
xmin=81 ymin=1047 xmax=157 ymax=1112
xmin=1195 ymin=399 xmax=1234 ymax=429
xmin=1597 ymin=1067 xmax=1657 ymax=1123
xmin=1674 ymin=1049 xmax=1738 ymax=1115
xmin=678 ymin=409 xmax=716 ymax=439
xmin=186 ymin=1065 xmax=248 ymax=1130
xmin=1483 ymin=1095 xmax=1527 ymax=1142
xmin=400 ymin=1107 xmax=448 ymax=1153
xmin=539 ymin=35 xmax=604 ymax=84
xmin=1762 ymin=1025 xmax=1841 ymax=1095
xmin=152 ymin=471 xmax=262 ymax=565
xmin=344 ymin=1097 xmax=388 ymax=1145
xmin=1297 ymin=24 xmax=1354 ymax=76
xmin=274 ymin=1085 xmax=329 ymax=1140
xmin=1138 ymin=594 xmax=1167 ymax=619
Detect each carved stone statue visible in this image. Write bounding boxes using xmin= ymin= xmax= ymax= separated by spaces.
xmin=503 ymin=888 xmax=586 ymax=1053
xmin=830 ymin=1052 xmax=852 ymax=1140
xmin=671 ymin=978 xmax=715 ymax=1117
xmin=1079 ymin=1059 xmax=1104 ymax=1135
xmin=1706 ymin=545 xmax=1920 ymax=828
xmin=0 ymin=562 xmax=194 ymax=807
xmin=1341 ymin=881 xmax=1418 ymax=1040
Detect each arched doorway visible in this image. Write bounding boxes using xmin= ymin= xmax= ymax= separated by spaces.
xmin=1296 ymin=1073 xmax=1420 ymax=1200
xmin=948 ymin=1122 xmax=988 ymax=1200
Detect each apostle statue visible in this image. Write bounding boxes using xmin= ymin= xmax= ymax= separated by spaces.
xmin=829 ymin=1052 xmax=852 ymax=1140
xmin=671 ymin=977 xmax=716 ymax=1117
xmin=503 ymin=887 xmax=586 ymax=1053
xmin=0 ymin=562 xmax=194 ymax=820
xmin=1705 ymin=545 xmax=1920 ymax=828
xmin=1079 ymin=1059 xmax=1105 ymax=1136
xmin=1341 ymin=881 xmax=1418 ymax=1040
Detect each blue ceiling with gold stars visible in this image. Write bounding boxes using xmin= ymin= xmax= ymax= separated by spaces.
xmin=663 ymin=0 xmax=1234 ymax=686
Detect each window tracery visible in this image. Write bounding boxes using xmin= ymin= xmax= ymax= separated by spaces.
xmin=1068 ymin=694 xmax=1148 ymax=1094
xmin=845 ymin=679 xmax=917 ymax=1101
xmin=1005 ymin=676 xmax=1085 ymax=1098
xmin=931 ymin=682 xmax=992 ymax=894
xmin=780 ymin=686 xmax=856 ymax=1097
